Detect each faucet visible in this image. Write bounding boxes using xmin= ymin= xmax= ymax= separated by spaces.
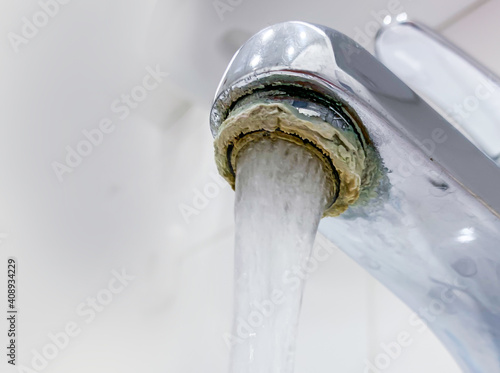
xmin=210 ymin=21 xmax=500 ymax=372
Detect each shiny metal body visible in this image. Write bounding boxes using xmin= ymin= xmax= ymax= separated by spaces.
xmin=375 ymin=20 xmax=500 ymax=164
xmin=210 ymin=21 xmax=500 ymax=372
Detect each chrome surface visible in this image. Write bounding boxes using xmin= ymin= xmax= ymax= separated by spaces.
xmin=375 ymin=20 xmax=500 ymax=163
xmin=210 ymin=21 xmax=500 ymax=372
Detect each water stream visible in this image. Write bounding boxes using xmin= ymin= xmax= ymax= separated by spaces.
xmin=229 ymin=137 xmax=330 ymax=373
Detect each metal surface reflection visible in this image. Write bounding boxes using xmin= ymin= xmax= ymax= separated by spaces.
xmin=375 ymin=20 xmax=500 ymax=164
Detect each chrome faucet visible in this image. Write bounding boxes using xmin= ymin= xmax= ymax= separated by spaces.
xmin=210 ymin=21 xmax=500 ymax=372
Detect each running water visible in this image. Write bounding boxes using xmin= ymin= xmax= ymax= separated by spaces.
xmin=229 ymin=137 xmax=330 ymax=373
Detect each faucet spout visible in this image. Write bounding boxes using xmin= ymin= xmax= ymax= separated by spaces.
xmin=210 ymin=21 xmax=500 ymax=372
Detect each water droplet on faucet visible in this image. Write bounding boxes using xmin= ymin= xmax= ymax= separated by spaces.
xmin=452 ymin=257 xmax=477 ymax=277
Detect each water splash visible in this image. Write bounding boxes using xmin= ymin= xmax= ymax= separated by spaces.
xmin=229 ymin=137 xmax=330 ymax=373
